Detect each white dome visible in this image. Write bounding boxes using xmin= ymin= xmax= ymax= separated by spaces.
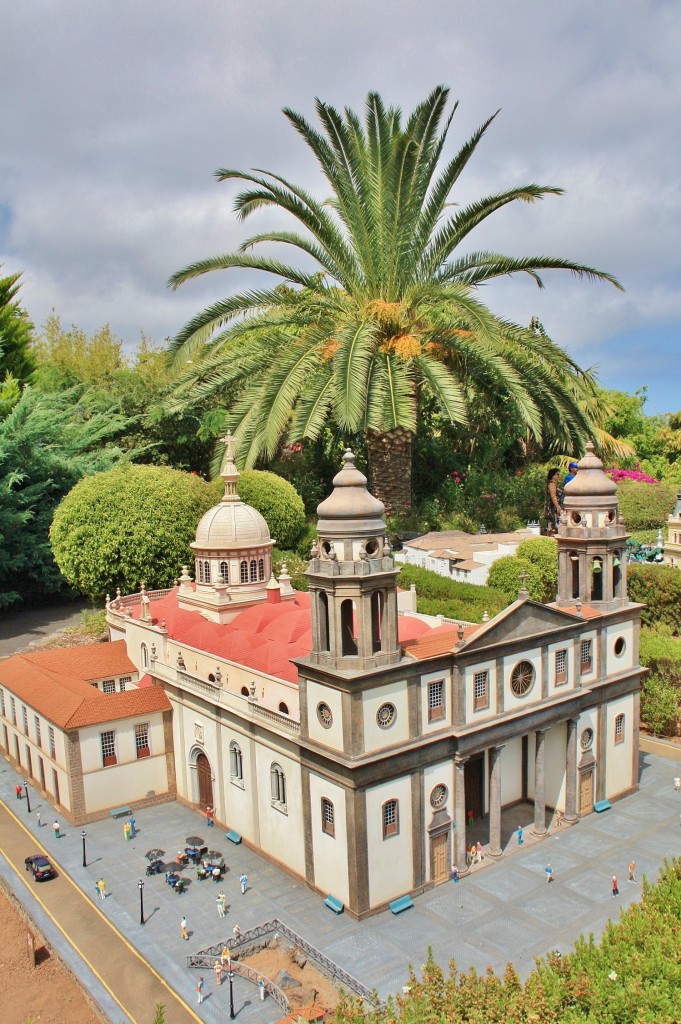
xmin=193 ymin=501 xmax=271 ymax=550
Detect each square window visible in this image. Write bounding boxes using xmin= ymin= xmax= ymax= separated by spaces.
xmin=428 ymin=681 xmax=445 ymax=722
xmin=473 ymin=671 xmax=489 ymax=711
xmin=119 ymin=676 xmax=132 ymax=692
xmin=102 ymin=679 xmax=115 ymax=694
xmin=555 ymin=649 xmax=567 ymax=685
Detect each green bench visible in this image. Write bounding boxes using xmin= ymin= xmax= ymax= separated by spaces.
xmin=324 ymin=894 xmax=344 ymax=914
xmin=225 ymin=829 xmax=242 ymax=845
xmin=109 ymin=806 xmax=131 ymax=819
xmin=389 ymin=894 xmax=414 ymax=915
xmin=594 ymin=800 xmax=612 ymax=813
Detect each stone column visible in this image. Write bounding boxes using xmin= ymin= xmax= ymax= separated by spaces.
xmin=533 ymin=729 xmax=547 ymax=835
xmin=454 ymin=754 xmax=469 ymax=875
xmin=488 ymin=745 xmax=504 ymax=857
xmin=564 ymin=717 xmax=578 ymax=823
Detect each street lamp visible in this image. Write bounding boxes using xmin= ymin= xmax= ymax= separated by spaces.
xmin=138 ymin=879 xmax=145 ymax=926
xmin=228 ymin=968 xmax=235 ymax=1019
xmin=81 ymin=830 xmax=87 ymax=868
xmin=23 ymin=781 xmax=31 ymax=813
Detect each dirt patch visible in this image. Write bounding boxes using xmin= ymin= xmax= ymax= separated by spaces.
xmin=243 ymin=940 xmax=342 ymax=1015
xmin=0 ymin=886 xmax=101 ymax=1024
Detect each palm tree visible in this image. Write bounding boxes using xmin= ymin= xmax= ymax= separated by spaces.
xmin=168 ymin=87 xmax=621 ymax=514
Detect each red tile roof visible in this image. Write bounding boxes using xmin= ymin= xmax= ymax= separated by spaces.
xmin=131 ymin=588 xmax=435 ymax=683
xmin=0 ymin=641 xmax=169 ymax=729
xmin=402 ymin=623 xmax=481 ymax=661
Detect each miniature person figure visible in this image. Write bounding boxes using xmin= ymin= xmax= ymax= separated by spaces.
xmin=216 ymin=892 xmax=226 ymax=918
xmin=259 ymin=977 xmax=265 ymax=1001
xmin=554 ymin=810 xmax=563 ymax=829
xmin=214 ymin=959 xmax=222 ymax=986
xmin=232 ymin=924 xmax=241 ymax=941
xmin=452 ymin=865 xmax=459 ymax=884
xmin=545 ymin=863 xmax=554 ymax=884
xmin=517 ymin=825 xmax=523 ymax=846
xmin=53 ymin=820 xmax=60 ymax=839
xmin=221 ymin=946 xmax=231 ymax=967
xmin=612 ymin=875 xmax=619 ymax=897
xmin=240 ymin=872 xmax=248 ymax=894
xmin=628 ymin=861 xmax=636 ymax=883
xmin=181 ymin=916 xmax=189 ymax=940
xmin=476 ymin=841 xmax=483 ymax=864
xmin=36 ymin=811 xmax=41 ymax=827
xmin=206 ymin=806 xmax=214 ymax=827
xmin=674 ymin=776 xmax=680 ymax=793
xmin=197 ymin=977 xmax=204 ymax=1004
xmin=97 ymin=878 xmax=107 ymax=900
xmin=16 ymin=784 xmax=22 ymax=800
xmin=128 ymin=816 xmax=136 ymax=837
xmin=467 ymin=808 xmax=474 ymax=827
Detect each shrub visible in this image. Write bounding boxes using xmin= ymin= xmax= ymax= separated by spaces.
xmin=50 ymin=465 xmax=217 ymax=602
xmin=516 ymin=537 xmax=558 ymax=602
xmin=213 ymin=470 xmax=306 ymax=550
xmin=640 ymin=627 xmax=681 ymax=672
xmin=616 ymin=478 xmax=676 ymax=532
xmin=641 ymin=668 xmax=680 ymax=737
xmin=396 ymin=564 xmax=508 ymax=623
xmin=627 ymin=564 xmax=681 ymax=634
xmin=487 ymin=555 xmax=545 ymax=603
xmin=272 ymin=549 xmax=309 ymax=592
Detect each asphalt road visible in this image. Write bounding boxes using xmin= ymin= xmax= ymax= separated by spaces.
xmin=0 ymin=601 xmax=91 ymax=658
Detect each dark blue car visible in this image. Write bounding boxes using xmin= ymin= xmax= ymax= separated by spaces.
xmin=25 ymin=854 xmax=56 ymax=881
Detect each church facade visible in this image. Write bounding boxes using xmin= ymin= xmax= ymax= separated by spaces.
xmin=102 ymin=441 xmax=643 ymax=917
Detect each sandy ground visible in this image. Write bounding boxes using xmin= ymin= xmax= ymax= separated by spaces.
xmin=0 ymin=886 xmax=101 ymax=1024
xmin=244 ymin=943 xmax=341 ymax=1015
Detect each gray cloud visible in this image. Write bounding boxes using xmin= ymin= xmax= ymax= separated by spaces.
xmin=1 ymin=0 xmax=679 ymax=410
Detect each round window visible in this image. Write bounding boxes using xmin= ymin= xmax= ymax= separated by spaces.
xmin=430 ymin=784 xmax=448 ymax=809
xmin=376 ymin=703 xmax=396 ymax=728
xmin=614 ymin=637 xmax=626 ymax=657
xmin=510 ymin=661 xmax=535 ymax=697
xmin=365 ymin=538 xmax=379 ymax=556
xmin=580 ymin=727 xmax=594 ymax=750
xmin=570 ymin=512 xmax=582 ymax=526
xmin=317 ymin=702 xmax=333 ymax=729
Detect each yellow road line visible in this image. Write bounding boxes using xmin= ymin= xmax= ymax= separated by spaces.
xmin=1 ymin=801 xmax=203 ymax=1024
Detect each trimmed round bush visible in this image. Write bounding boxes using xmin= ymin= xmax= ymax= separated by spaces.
xmin=516 ymin=537 xmax=558 ymax=602
xmin=50 ymin=465 xmax=218 ymax=602
xmin=215 ymin=470 xmax=306 ymax=550
xmin=487 ymin=555 xmax=545 ymax=603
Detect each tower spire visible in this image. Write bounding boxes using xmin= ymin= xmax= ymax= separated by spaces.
xmin=220 ymin=431 xmax=240 ymax=502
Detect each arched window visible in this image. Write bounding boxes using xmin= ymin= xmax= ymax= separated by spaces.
xmin=240 ymin=561 xmax=248 ymax=583
xmin=371 ymin=591 xmax=383 ymax=653
xmin=591 ymin=558 xmax=603 ymax=601
xmin=382 ymin=799 xmax=399 ymax=839
xmin=319 ymin=592 xmax=330 ymax=652
xmin=197 ymin=560 xmax=204 ymax=584
xmin=141 ymin=643 xmax=149 ymax=669
xmin=270 ymin=763 xmax=287 ymax=809
xmin=219 ymin=561 xmax=229 ymax=584
xmin=569 ymin=552 xmax=579 ymax=600
xmin=204 ymin=560 xmax=211 ymax=584
xmin=321 ymin=797 xmax=335 ymax=837
xmin=229 ymin=741 xmax=243 ymax=783
xmin=250 ymin=559 xmax=257 ymax=582
xmin=258 ymin=558 xmax=265 ymax=581
xmin=278 ymin=702 xmax=289 ymax=716
xmin=341 ymin=599 xmax=358 ymax=656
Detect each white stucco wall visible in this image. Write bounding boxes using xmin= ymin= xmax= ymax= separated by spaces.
xmin=254 ymin=743 xmax=305 ymax=875
xmin=604 ymin=621 xmax=635 ymax=677
xmin=463 ymin=658 xmax=496 ymax=722
xmin=219 ymin=725 xmax=256 ymax=839
xmin=305 ymin=679 xmax=344 ymax=750
xmin=309 ymin=774 xmax=349 ymax=903
xmin=82 ymin=754 xmax=169 ymax=811
xmin=503 ymin=648 xmax=542 ymax=713
xmin=79 ymin=715 xmax=166 ymax=772
xmin=420 ymin=669 xmax=453 ymax=734
xmin=605 ymin=694 xmax=635 ymax=798
xmin=366 ymin=775 xmax=413 ymax=906
xmin=544 ymin=722 xmax=566 ymax=812
xmin=362 ymin=679 xmax=409 ymax=752
xmin=500 ymin=736 xmax=523 ymax=806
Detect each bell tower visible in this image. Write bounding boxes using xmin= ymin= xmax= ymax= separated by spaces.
xmin=306 ymin=450 xmax=401 ymax=670
xmin=556 ymin=442 xmax=629 ymax=609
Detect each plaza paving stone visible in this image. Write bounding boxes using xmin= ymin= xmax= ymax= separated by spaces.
xmin=1 ymin=748 xmax=680 ymax=1023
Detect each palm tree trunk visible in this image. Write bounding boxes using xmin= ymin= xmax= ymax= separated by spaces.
xmin=366 ymin=428 xmax=413 ymax=517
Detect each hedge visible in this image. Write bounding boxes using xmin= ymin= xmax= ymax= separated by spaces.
xmin=397 ymin=564 xmax=508 ymax=623
xmin=627 ymin=564 xmax=681 ymax=635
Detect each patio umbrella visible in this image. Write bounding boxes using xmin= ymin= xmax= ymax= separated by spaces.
xmin=145 ymin=848 xmax=165 ymax=861
xmin=185 ymin=835 xmax=204 ymax=847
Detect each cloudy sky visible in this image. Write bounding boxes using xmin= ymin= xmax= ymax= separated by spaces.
xmin=2 ymin=1 xmax=679 ymax=413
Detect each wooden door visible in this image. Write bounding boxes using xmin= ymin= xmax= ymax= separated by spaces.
xmin=196 ymin=752 xmax=214 ymax=809
xmin=431 ymin=832 xmax=449 ymax=884
xmin=579 ymin=769 xmax=593 ymax=813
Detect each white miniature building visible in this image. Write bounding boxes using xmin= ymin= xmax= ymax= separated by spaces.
xmin=395 ymin=524 xmax=541 ymax=585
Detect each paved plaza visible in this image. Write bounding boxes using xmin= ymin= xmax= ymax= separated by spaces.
xmin=1 ymin=746 xmax=680 ymax=1024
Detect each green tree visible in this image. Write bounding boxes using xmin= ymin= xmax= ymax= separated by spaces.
xmin=223 ymin=468 xmax=306 ymax=549
xmin=168 ymin=87 xmax=621 ymax=515
xmin=487 ymin=555 xmax=545 ymax=602
xmin=516 ymin=536 xmax=558 ymax=602
xmin=0 ymin=269 xmax=35 ymax=383
xmin=50 ymin=465 xmax=219 ymax=602
xmin=0 ymin=386 xmax=133 ymax=608
xmin=641 ymin=668 xmax=680 ymax=737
